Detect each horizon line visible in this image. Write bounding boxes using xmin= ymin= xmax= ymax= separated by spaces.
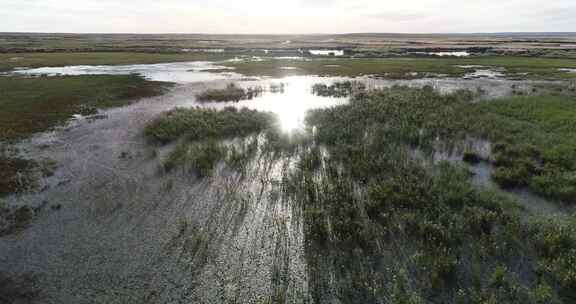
xmin=2 ymin=31 xmax=576 ymax=36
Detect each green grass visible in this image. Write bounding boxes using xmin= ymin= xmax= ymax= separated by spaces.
xmin=195 ymin=84 xmax=263 ymax=102
xmin=223 ymin=56 xmax=576 ymax=79
xmin=0 ymin=74 xmax=168 ymax=197
xmin=0 ymin=75 xmax=170 ymax=141
xmin=144 ymin=106 xmax=276 ymax=144
xmin=0 ymin=52 xmax=230 ymax=72
xmin=144 ymin=86 xmax=576 ymax=302
xmin=272 ymin=87 xmax=576 ymax=303
xmin=304 ymin=85 xmax=576 ymax=203
xmin=468 ymin=95 xmax=576 ymax=202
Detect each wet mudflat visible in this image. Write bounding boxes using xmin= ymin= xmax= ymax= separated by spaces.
xmin=2 ymin=60 xmax=576 ymax=303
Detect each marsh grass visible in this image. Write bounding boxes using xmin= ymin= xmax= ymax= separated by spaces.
xmin=0 ymin=75 xmax=170 ymax=141
xmin=311 ymin=81 xmax=366 ymax=98
xmin=148 ymin=85 xmax=576 ymax=302
xmin=0 ymin=203 xmax=35 ymax=236
xmin=145 ymin=106 xmax=277 ymax=144
xmin=164 ymin=140 xmax=228 ymax=177
xmin=195 ymin=84 xmax=263 ymax=102
xmin=468 ymin=95 xmax=576 ymax=203
xmin=274 ymin=87 xmax=576 ymax=303
xmin=0 ymin=156 xmax=38 ymax=197
xmin=223 ymin=56 xmax=576 ymax=80
xmin=305 ymin=85 xmax=576 ymax=204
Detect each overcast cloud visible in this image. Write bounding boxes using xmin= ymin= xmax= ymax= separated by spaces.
xmin=1 ymin=0 xmax=574 ymax=33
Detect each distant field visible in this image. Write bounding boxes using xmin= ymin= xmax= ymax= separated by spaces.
xmin=2 ymin=52 xmax=576 ymax=80
xmin=1 ymin=32 xmax=576 ymax=51
xmin=223 ymin=56 xmax=576 ymax=80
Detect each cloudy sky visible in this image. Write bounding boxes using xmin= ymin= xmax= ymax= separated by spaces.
xmin=2 ymin=0 xmax=575 ymax=33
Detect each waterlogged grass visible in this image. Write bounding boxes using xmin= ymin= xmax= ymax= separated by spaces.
xmin=0 ymin=74 xmax=167 ymax=197
xmin=306 ymin=85 xmax=475 ymax=150
xmin=164 ymin=135 xmax=265 ymax=177
xmin=0 ymin=153 xmax=57 ymax=198
xmin=148 ymin=106 xmax=277 ymax=177
xmin=0 ymin=156 xmax=37 ymax=197
xmin=271 ymin=87 xmax=576 ymax=303
xmin=144 ymin=107 xmax=276 ymax=144
xmin=284 ymin=154 xmax=554 ymax=303
xmin=468 ymin=95 xmax=576 ymax=203
xmin=195 ymin=83 xmax=263 ymax=102
xmin=223 ymin=56 xmax=576 ymax=79
xmin=312 ymin=81 xmax=366 ymax=97
xmin=0 ymin=52 xmax=229 ymax=72
xmin=146 ymin=86 xmax=576 ymax=302
xmin=163 ymin=141 xmax=228 ymax=177
xmin=305 ymin=86 xmax=576 ymax=204
xmin=0 ymin=203 xmax=35 ymax=236
xmin=0 ymin=75 xmax=170 ymax=141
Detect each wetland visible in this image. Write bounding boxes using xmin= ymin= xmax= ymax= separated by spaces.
xmin=1 ymin=45 xmax=576 ymax=303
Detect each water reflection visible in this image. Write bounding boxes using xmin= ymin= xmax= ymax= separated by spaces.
xmin=192 ymin=77 xmax=349 ymax=132
xmin=308 ymin=50 xmax=345 ymax=56
xmin=11 ymin=61 xmax=561 ymax=132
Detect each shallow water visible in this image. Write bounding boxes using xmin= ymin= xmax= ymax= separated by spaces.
xmin=463 ymin=69 xmax=505 ymax=79
xmin=13 ymin=61 xmax=242 ymax=83
xmin=1 ymin=82 xmax=312 ymax=303
xmin=428 ymin=140 xmax=572 ymax=219
xmin=411 ymin=51 xmax=470 ymax=57
xmin=429 ymin=51 xmax=470 ymax=57
xmin=191 ymin=76 xmax=349 ymax=131
xmin=308 ymin=50 xmax=344 ymax=56
xmin=559 ymin=68 xmax=576 ymax=73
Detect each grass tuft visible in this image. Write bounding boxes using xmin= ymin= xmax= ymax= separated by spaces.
xmin=145 ymin=106 xmax=276 ymax=144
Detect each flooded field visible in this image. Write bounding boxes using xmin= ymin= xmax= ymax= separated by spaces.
xmin=2 ymin=58 xmax=576 ymax=303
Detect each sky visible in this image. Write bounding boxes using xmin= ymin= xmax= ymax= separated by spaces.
xmin=1 ymin=0 xmax=575 ymax=34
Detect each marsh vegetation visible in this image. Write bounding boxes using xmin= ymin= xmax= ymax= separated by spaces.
xmin=0 ymin=75 xmax=170 ymax=141
xmin=145 ymin=85 xmax=576 ymax=303
xmin=223 ymin=56 xmax=576 ymax=80
xmin=144 ymin=106 xmax=277 ymax=144
xmin=3 ymin=47 xmax=576 ymax=303
xmin=195 ymin=84 xmax=263 ymax=102
xmin=292 ymin=87 xmax=576 ymax=303
xmin=311 ymin=81 xmax=366 ymax=97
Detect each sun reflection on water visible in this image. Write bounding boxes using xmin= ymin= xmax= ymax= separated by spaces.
xmin=196 ymin=76 xmax=349 ymax=133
